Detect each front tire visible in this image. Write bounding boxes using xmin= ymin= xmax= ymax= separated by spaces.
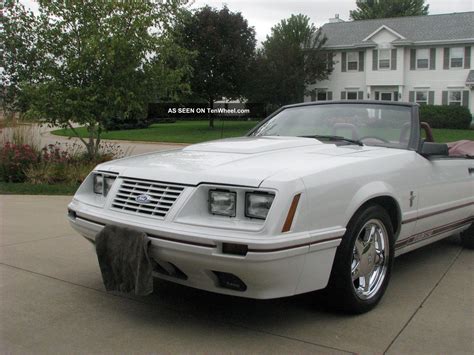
xmin=326 ymin=204 xmax=395 ymax=314
xmin=460 ymin=224 xmax=474 ymax=249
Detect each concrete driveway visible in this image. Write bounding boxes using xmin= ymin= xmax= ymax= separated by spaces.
xmin=1 ymin=195 xmax=473 ymax=354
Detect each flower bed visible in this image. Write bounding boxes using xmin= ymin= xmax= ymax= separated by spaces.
xmin=0 ymin=141 xmax=124 ymax=186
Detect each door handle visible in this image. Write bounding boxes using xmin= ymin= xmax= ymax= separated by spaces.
xmin=469 ymin=168 xmax=474 ymax=175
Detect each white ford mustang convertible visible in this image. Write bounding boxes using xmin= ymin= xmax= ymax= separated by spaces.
xmin=68 ymin=101 xmax=474 ymax=313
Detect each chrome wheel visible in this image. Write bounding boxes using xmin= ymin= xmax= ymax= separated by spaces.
xmin=351 ymin=219 xmax=389 ymax=300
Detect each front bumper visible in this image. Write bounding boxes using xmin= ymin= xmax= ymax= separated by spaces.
xmin=68 ymin=200 xmax=343 ymax=299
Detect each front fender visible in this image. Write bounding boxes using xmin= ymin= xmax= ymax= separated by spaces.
xmin=343 ymin=180 xmax=402 ymax=232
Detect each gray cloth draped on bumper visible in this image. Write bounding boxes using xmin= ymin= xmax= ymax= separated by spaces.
xmin=95 ymin=225 xmax=153 ymax=296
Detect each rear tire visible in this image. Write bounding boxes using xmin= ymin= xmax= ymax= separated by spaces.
xmin=460 ymin=224 xmax=474 ymax=249
xmin=326 ymin=204 xmax=395 ymax=314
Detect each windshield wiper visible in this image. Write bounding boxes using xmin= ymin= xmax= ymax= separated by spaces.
xmin=300 ymin=135 xmax=364 ymax=146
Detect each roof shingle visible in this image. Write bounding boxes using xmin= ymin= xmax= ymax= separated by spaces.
xmin=321 ymin=12 xmax=474 ymax=48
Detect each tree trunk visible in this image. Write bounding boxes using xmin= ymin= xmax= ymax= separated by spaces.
xmin=209 ymin=97 xmax=214 ymax=128
xmin=67 ymin=121 xmax=98 ymax=160
xmin=82 ymin=123 xmax=102 ymax=159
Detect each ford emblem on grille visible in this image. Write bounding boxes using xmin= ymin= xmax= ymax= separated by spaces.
xmin=135 ymin=194 xmax=152 ymax=204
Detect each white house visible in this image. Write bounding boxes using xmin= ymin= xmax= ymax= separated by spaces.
xmin=306 ymin=12 xmax=474 ymax=114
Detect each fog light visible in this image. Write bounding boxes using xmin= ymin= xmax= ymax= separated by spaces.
xmin=213 ymin=271 xmax=247 ymax=291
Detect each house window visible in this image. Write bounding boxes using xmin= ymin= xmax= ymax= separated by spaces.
xmin=347 ymin=91 xmax=358 ymax=100
xmin=415 ymin=91 xmax=428 ymax=105
xmin=450 ymin=47 xmax=464 ymax=68
xmin=448 ymin=91 xmax=462 ymax=106
xmin=416 ymin=49 xmax=429 ymax=69
xmin=378 ymin=49 xmax=391 ymax=69
xmin=317 ymin=91 xmax=327 ymax=101
xmin=347 ymin=52 xmax=358 ymax=71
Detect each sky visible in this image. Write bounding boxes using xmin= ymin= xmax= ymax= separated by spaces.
xmin=20 ymin=0 xmax=474 ymax=43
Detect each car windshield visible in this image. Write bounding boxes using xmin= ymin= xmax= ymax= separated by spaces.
xmin=250 ymin=103 xmax=413 ymax=149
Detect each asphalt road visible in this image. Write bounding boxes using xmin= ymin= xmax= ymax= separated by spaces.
xmin=1 ymin=195 xmax=473 ymax=354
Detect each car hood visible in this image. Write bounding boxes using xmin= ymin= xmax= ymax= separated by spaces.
xmin=98 ymin=136 xmax=385 ymax=187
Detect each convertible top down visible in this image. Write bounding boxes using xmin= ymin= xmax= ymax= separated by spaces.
xmin=68 ymin=101 xmax=474 ymax=313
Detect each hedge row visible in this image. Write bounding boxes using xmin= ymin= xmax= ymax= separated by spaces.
xmin=419 ymin=105 xmax=472 ymax=129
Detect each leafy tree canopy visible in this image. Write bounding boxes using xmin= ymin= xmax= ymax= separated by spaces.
xmin=2 ymin=0 xmax=192 ymax=157
xmin=245 ymin=14 xmax=332 ymax=107
xmin=175 ymin=5 xmax=256 ymax=127
xmin=350 ymin=0 xmax=429 ymax=20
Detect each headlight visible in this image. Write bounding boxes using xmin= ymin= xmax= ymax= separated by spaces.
xmin=93 ymin=174 xmax=104 ymax=194
xmin=245 ymin=192 xmax=275 ymax=219
xmin=103 ymin=176 xmax=116 ymax=196
xmin=93 ymin=173 xmax=116 ymax=196
xmin=209 ymin=190 xmax=236 ymax=217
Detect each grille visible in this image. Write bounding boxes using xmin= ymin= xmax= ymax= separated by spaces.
xmin=111 ymin=178 xmax=186 ymax=219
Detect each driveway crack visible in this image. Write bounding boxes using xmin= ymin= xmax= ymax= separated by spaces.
xmin=0 ymin=233 xmax=73 ymax=247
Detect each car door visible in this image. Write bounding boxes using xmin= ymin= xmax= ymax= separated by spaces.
xmin=411 ymin=155 xmax=474 ymax=240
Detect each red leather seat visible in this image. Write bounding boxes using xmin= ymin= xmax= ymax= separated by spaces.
xmin=447 ymin=140 xmax=474 ymax=157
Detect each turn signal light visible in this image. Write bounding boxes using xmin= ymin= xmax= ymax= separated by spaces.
xmin=282 ymin=194 xmax=301 ymax=232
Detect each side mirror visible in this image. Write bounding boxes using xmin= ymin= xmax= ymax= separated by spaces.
xmin=421 ymin=142 xmax=449 ymax=157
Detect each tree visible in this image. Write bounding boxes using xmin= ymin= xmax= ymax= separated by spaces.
xmin=3 ymin=0 xmax=192 ymax=158
xmin=350 ymin=0 xmax=429 ymax=20
xmin=245 ymin=14 xmax=332 ymax=107
xmin=176 ymin=6 xmax=256 ymax=127
xmin=1 ymin=1 xmax=41 ymax=117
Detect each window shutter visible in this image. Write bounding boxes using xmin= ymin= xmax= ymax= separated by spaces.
xmin=442 ymin=91 xmax=448 ymax=105
xmin=372 ymin=50 xmax=378 ymax=71
xmin=328 ymin=52 xmax=334 ymax=71
xmin=462 ymin=90 xmax=469 ymax=107
xmin=341 ymin=52 xmax=347 ymax=72
xmin=358 ymin=91 xmax=364 ymax=100
xmin=358 ymin=51 xmax=364 ymax=71
xmin=327 ymin=91 xmax=333 ymax=100
xmin=375 ymin=91 xmax=380 ymax=100
xmin=409 ymin=91 xmax=415 ymax=102
xmin=428 ymin=91 xmax=435 ymax=105
xmin=429 ymin=48 xmax=436 ymax=70
xmin=410 ymin=49 xmax=416 ymax=70
xmin=310 ymin=92 xmax=316 ymax=102
xmin=391 ymin=49 xmax=397 ymax=70
xmin=393 ymin=92 xmax=398 ymax=101
xmin=341 ymin=91 xmax=346 ymax=100
xmin=464 ymin=47 xmax=471 ymax=69
xmin=443 ymin=48 xmax=450 ymax=69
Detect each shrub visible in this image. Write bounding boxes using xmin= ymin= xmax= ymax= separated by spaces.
xmin=419 ymin=105 xmax=472 ymax=129
xmin=25 ymin=159 xmax=98 ymax=185
xmin=0 ymin=142 xmax=39 ymax=182
xmin=23 ymin=141 xmax=126 ymax=185
xmin=24 ymin=162 xmax=57 ymax=184
xmin=1 ymin=137 xmax=127 ymax=185
xmin=103 ymin=113 xmax=152 ymax=131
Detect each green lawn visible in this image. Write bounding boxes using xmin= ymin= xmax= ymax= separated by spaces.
xmin=430 ymin=129 xmax=474 ymax=143
xmin=53 ymin=120 xmax=259 ymax=144
xmin=51 ymin=120 xmax=474 ymax=144
xmin=0 ymin=182 xmax=78 ymax=195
